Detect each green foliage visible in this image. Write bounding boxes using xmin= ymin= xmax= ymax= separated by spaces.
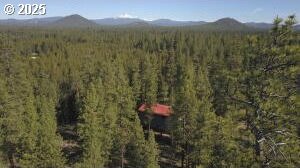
xmin=112 ymin=65 xmax=149 ymax=168
xmin=35 ymin=95 xmax=65 ymax=168
xmin=142 ymin=55 xmax=158 ymax=104
xmin=0 ymin=55 xmax=39 ymax=167
xmin=0 ymin=75 xmax=8 ymax=166
xmin=145 ymin=131 xmax=160 ymax=168
xmin=0 ymin=15 xmax=298 ymax=167
xmin=172 ymin=59 xmax=202 ymax=167
xmin=77 ymin=81 xmax=106 ymax=167
xmin=229 ymin=15 xmax=300 ymax=167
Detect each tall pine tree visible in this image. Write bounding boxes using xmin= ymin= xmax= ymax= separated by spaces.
xmin=77 ymin=81 xmax=106 ymax=168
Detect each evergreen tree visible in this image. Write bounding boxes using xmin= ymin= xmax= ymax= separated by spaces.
xmin=229 ymin=15 xmax=300 ymax=167
xmin=129 ymin=59 xmax=142 ymax=105
xmin=145 ymin=131 xmax=160 ymax=168
xmin=101 ymin=63 xmax=118 ymax=164
xmin=158 ymin=76 xmax=169 ymax=104
xmin=35 ymin=95 xmax=65 ymax=168
xmin=111 ymin=64 xmax=149 ymax=168
xmin=18 ymin=72 xmax=39 ymax=168
xmin=193 ymin=68 xmax=219 ymax=167
xmin=77 ymin=81 xmax=106 ymax=168
xmin=141 ymin=55 xmax=158 ymax=104
xmin=164 ymin=50 xmax=177 ymax=105
xmin=172 ymin=59 xmax=200 ymax=168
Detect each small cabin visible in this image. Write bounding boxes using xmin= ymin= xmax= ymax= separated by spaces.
xmin=138 ymin=103 xmax=172 ymax=132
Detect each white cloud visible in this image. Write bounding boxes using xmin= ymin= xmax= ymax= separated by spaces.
xmin=118 ymin=13 xmax=137 ymax=19
xmin=252 ymin=8 xmax=263 ymax=14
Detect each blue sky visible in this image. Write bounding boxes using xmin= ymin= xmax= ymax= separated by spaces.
xmin=0 ymin=0 xmax=299 ymax=23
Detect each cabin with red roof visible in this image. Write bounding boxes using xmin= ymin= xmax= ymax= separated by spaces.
xmin=138 ymin=103 xmax=172 ymax=117
xmin=138 ymin=103 xmax=173 ymax=132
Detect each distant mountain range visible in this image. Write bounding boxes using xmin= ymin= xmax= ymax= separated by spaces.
xmin=48 ymin=14 xmax=97 ymax=28
xmin=245 ymin=22 xmax=273 ymax=29
xmin=0 ymin=14 xmax=299 ymax=31
xmin=196 ymin=18 xmax=253 ymax=31
xmin=0 ymin=17 xmax=62 ymax=26
xmin=148 ymin=19 xmax=206 ymax=27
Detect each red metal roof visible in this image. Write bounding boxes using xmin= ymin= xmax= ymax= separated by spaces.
xmin=138 ymin=103 xmax=172 ymax=117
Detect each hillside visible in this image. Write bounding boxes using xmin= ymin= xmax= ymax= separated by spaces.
xmin=48 ymin=14 xmax=98 ymax=28
xmin=0 ymin=17 xmax=62 ymax=26
xmin=121 ymin=21 xmax=152 ymax=28
xmin=245 ymin=22 xmax=273 ymax=30
xmin=150 ymin=19 xmax=206 ymax=27
xmin=197 ymin=18 xmax=254 ymax=31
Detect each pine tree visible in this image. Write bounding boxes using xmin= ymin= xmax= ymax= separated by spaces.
xmin=142 ymin=55 xmax=158 ymax=104
xmin=111 ymin=64 xmax=149 ymax=168
xmin=145 ymin=131 xmax=160 ymax=168
xmin=229 ymin=15 xmax=300 ymax=167
xmin=125 ymin=116 xmax=148 ymax=168
xmin=77 ymin=81 xmax=106 ymax=168
xmin=35 ymin=95 xmax=65 ymax=168
xmin=129 ymin=59 xmax=142 ymax=105
xmin=18 ymin=71 xmax=39 ymax=168
xmin=172 ymin=59 xmax=200 ymax=168
xmin=164 ymin=50 xmax=177 ymax=105
xmin=100 ymin=60 xmax=119 ymax=165
xmin=158 ymin=76 xmax=169 ymax=104
xmin=193 ymin=68 xmax=219 ymax=167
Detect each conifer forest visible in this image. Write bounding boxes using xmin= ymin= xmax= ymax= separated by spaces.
xmin=0 ymin=15 xmax=299 ymax=168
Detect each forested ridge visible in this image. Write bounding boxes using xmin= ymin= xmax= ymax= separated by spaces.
xmin=0 ymin=16 xmax=299 ymax=168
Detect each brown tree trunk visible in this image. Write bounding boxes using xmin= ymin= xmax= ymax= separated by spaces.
xmin=255 ymin=136 xmax=261 ymax=157
xmin=8 ymin=153 xmax=16 ymax=168
xmin=246 ymin=117 xmax=264 ymax=166
xmin=148 ymin=122 xmax=151 ymax=134
xmin=121 ymin=145 xmax=125 ymax=168
xmin=181 ymin=149 xmax=185 ymax=168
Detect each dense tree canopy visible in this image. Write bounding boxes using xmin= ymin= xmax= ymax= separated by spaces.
xmin=0 ymin=15 xmax=299 ymax=168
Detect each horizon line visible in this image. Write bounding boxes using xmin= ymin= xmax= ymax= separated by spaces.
xmin=0 ymin=14 xmax=278 ymax=24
